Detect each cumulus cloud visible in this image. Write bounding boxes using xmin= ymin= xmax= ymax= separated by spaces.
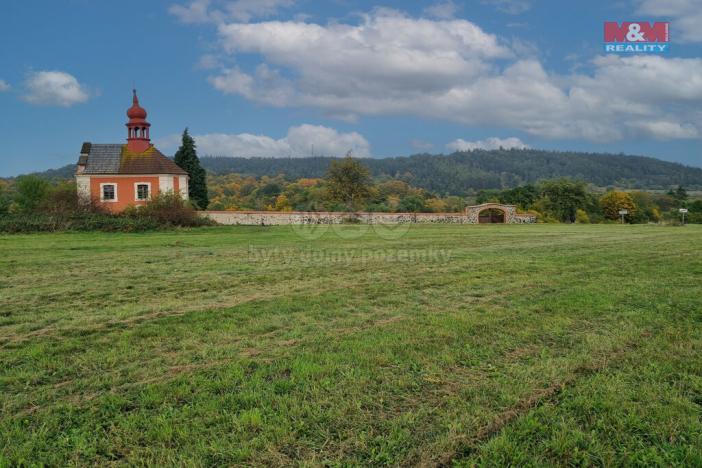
xmin=169 ymin=0 xmax=213 ymax=23
xmin=22 ymin=71 xmax=89 ymax=107
xmin=447 ymin=137 xmax=529 ymax=152
xmin=157 ymin=124 xmax=371 ymax=158
xmin=212 ymin=10 xmax=511 ymax=107
xmin=198 ymin=8 xmax=702 ymax=143
xmin=224 ymin=0 xmax=295 ymax=22
xmin=423 ymin=1 xmax=459 ymax=19
xmin=0 ymin=80 xmax=9 ymax=92
xmin=169 ymin=0 xmax=294 ymax=24
xmin=637 ymin=0 xmax=702 ymax=43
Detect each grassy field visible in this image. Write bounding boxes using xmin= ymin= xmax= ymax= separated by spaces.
xmin=1 ymin=224 xmax=701 ymax=466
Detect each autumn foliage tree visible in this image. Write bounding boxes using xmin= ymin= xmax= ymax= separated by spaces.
xmin=325 ymin=154 xmax=372 ymax=211
xmin=600 ymin=191 xmax=637 ymax=221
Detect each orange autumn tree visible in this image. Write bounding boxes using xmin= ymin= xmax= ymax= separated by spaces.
xmin=600 ymin=191 xmax=637 ymax=220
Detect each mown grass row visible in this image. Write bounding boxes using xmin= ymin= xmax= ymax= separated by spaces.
xmin=1 ymin=225 xmax=700 ymax=465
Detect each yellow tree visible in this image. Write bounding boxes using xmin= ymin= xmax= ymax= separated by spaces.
xmin=600 ymin=191 xmax=637 ymax=220
xmin=275 ymin=194 xmax=292 ymax=212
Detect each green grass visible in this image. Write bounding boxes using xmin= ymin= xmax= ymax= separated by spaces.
xmin=1 ymin=224 xmax=701 ymax=466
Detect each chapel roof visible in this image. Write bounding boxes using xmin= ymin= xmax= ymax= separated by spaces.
xmin=77 ymin=143 xmax=187 ymax=175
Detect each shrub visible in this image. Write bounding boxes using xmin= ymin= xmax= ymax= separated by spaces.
xmin=15 ymin=175 xmax=51 ymax=213
xmin=136 ymin=192 xmax=212 ymax=227
xmin=0 ymin=182 xmax=11 ymax=215
xmin=575 ymin=209 xmax=590 ymax=224
xmin=0 ymin=192 xmax=214 ymax=234
xmin=0 ymin=213 xmax=160 ymax=234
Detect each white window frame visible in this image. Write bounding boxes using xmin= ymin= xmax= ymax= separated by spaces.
xmin=100 ymin=183 xmax=118 ymax=202
xmin=134 ymin=182 xmax=152 ymax=201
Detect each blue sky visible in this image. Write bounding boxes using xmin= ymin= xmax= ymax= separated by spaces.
xmin=1 ymin=0 xmax=701 ymax=176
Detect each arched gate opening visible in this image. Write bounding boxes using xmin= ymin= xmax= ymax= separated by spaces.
xmin=478 ymin=208 xmax=506 ymax=224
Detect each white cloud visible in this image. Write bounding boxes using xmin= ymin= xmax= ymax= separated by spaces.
xmin=22 ymin=71 xmax=89 ymax=107
xmin=204 ymin=9 xmax=702 ymax=143
xmin=169 ymin=0 xmax=294 ymax=24
xmin=482 ymin=0 xmax=531 ymax=14
xmin=0 ymin=80 xmax=9 ymax=92
xmin=156 ymin=124 xmax=371 ymax=158
xmin=224 ymin=0 xmax=295 ymax=22
xmin=423 ymin=1 xmax=459 ymax=19
xmin=628 ymin=121 xmax=698 ymax=140
xmin=212 ymin=10 xmax=511 ymax=106
xmin=637 ymin=0 xmax=702 ymax=43
xmin=447 ymin=137 xmax=529 ymax=152
xmin=169 ymin=0 xmax=214 ymax=23
xmin=197 ymin=54 xmax=221 ymax=69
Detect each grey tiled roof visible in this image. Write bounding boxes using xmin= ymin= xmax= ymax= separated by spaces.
xmin=80 ymin=144 xmax=123 ymax=174
xmin=77 ymin=143 xmax=187 ymax=175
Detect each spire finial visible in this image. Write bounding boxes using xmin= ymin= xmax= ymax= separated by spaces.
xmin=132 ymin=88 xmax=138 ymax=105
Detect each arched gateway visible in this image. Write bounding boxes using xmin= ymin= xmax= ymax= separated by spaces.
xmin=478 ymin=208 xmax=506 ymax=224
xmin=465 ymin=203 xmax=535 ymax=224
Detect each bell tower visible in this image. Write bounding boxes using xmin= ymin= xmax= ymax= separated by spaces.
xmin=125 ymin=89 xmax=151 ymax=153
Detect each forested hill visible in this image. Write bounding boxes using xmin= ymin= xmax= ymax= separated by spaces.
xmin=201 ymin=149 xmax=702 ymax=194
xmin=11 ymin=149 xmax=702 ymax=194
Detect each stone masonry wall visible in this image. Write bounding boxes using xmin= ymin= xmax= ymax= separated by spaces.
xmin=200 ymin=210 xmax=536 ymax=225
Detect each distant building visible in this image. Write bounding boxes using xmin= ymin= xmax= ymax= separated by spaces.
xmin=76 ymin=90 xmax=188 ymax=211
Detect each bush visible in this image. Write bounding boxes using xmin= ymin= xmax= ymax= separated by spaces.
xmin=575 ymin=209 xmax=590 ymax=224
xmin=0 ymin=192 xmax=214 ymax=234
xmin=0 ymin=213 xmax=161 ymax=233
xmin=15 ymin=175 xmax=51 ymax=213
xmin=134 ymin=192 xmax=212 ymax=227
xmin=0 ymin=182 xmax=11 ymax=215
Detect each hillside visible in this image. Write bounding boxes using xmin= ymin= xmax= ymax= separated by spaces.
xmin=201 ymin=149 xmax=702 ymax=194
xmin=12 ymin=149 xmax=702 ymax=195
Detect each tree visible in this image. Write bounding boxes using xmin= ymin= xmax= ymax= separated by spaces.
xmin=0 ymin=181 xmax=11 ymax=214
xmin=174 ymin=129 xmax=208 ymax=209
xmin=425 ymin=197 xmax=447 ymax=213
xmin=398 ymin=194 xmax=426 ymax=213
xmin=668 ymin=185 xmax=688 ymax=205
xmin=600 ymin=191 xmax=637 ymax=221
xmin=500 ymin=184 xmax=538 ymax=209
xmin=538 ymin=179 xmax=589 ymax=223
xmin=325 ymin=155 xmax=371 ymax=211
xmin=15 ymin=175 xmax=50 ymax=213
xmin=274 ymin=194 xmax=292 ymax=211
xmin=629 ymin=191 xmax=660 ymax=223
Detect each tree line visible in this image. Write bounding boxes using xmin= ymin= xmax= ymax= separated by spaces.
xmin=200 ymin=148 xmax=702 ymax=193
xmin=206 ymin=155 xmax=699 ymax=224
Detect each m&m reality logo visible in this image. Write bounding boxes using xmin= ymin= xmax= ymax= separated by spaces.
xmin=604 ymin=22 xmax=670 ymax=53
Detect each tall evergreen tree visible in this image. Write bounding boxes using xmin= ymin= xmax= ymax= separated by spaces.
xmin=174 ymin=128 xmax=208 ymax=209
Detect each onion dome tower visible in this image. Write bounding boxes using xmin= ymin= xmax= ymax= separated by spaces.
xmin=126 ymin=89 xmax=151 ymax=153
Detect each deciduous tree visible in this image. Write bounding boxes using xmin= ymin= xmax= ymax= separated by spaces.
xmin=600 ymin=191 xmax=637 ymax=221
xmin=325 ymin=155 xmax=371 ymax=211
xmin=15 ymin=175 xmax=50 ymax=213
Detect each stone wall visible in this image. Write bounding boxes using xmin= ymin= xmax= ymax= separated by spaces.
xmin=200 ymin=208 xmax=536 ymax=225
xmin=465 ymin=203 xmax=536 ymax=224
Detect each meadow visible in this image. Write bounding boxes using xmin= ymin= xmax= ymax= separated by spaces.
xmin=1 ymin=224 xmax=701 ymax=465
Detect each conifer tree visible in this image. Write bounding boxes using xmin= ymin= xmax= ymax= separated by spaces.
xmin=174 ymin=128 xmax=208 ymax=209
